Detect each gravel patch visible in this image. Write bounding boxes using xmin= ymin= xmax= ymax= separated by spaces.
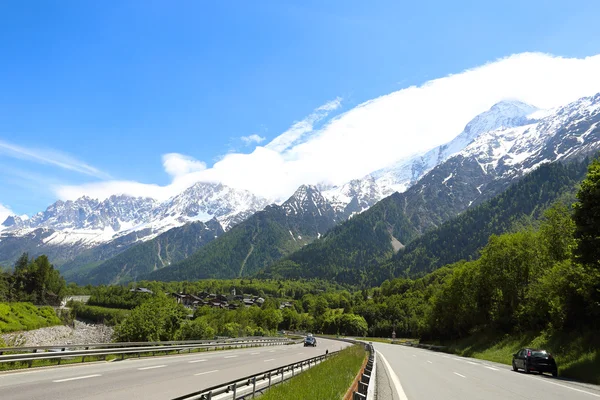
xmin=1 ymin=320 xmax=114 ymax=347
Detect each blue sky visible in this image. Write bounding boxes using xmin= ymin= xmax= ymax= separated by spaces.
xmin=2 ymin=0 xmax=600 ymax=217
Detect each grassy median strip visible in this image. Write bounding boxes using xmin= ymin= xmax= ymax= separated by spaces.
xmin=259 ymin=344 xmax=366 ymax=400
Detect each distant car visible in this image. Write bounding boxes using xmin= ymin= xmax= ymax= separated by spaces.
xmin=512 ymin=348 xmax=557 ymax=376
xmin=304 ymin=336 xmax=317 ymax=347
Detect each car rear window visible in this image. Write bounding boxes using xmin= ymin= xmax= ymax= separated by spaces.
xmin=531 ymin=351 xmax=548 ymax=357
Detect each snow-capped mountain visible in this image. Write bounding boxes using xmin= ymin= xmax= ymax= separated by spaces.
xmin=0 ymin=182 xmax=269 ymax=267
xmin=322 ymin=177 xmax=394 ymax=218
xmin=371 ymin=100 xmax=539 ymax=193
xmin=400 ymin=92 xmax=600 ymax=234
xmin=157 ymin=182 xmax=268 ymax=231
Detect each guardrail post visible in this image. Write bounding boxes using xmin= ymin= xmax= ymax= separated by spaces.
xmin=268 ymin=371 xmax=272 ymax=389
xmin=232 ymin=383 xmax=236 ymax=399
xmin=291 ymin=364 xmax=294 ymax=377
xmin=252 ymin=376 xmax=256 ymax=398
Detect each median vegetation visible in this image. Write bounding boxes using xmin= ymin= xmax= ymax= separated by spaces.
xmin=259 ymin=344 xmax=366 ymax=400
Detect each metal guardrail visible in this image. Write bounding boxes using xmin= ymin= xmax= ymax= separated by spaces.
xmin=0 ymin=337 xmax=293 ymax=367
xmin=352 ymin=343 xmax=375 ymax=400
xmin=0 ymin=336 xmax=283 ymax=354
xmin=172 ymin=349 xmax=338 ymax=400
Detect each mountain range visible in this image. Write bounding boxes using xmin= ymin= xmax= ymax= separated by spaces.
xmin=1 ymin=93 xmax=599 ymax=285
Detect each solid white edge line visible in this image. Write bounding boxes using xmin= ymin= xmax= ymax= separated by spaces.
xmin=224 ymin=355 xmax=238 ymax=358
xmin=194 ymin=370 xmax=219 ymax=376
xmin=376 ymin=351 xmax=409 ymax=400
xmin=188 ymin=359 xmax=207 ymax=363
xmin=52 ymin=374 xmax=101 ymax=383
xmin=467 ymin=361 xmax=477 ymax=365
xmin=454 ymin=372 xmax=466 ymax=378
xmin=485 ymin=366 xmax=499 ymax=371
xmin=533 ymin=377 xmax=600 ymax=398
xmin=138 ymin=365 xmax=167 ymax=371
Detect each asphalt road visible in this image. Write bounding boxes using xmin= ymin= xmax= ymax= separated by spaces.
xmin=374 ymin=342 xmax=600 ymax=400
xmin=0 ymin=337 xmax=349 ymax=400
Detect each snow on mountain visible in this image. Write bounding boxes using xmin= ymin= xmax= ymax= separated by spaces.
xmin=457 ymin=93 xmax=600 ymax=179
xmin=322 ymin=177 xmax=394 ymax=218
xmin=1 ymin=182 xmax=269 ymax=250
xmin=157 ymin=182 xmax=269 ymax=231
xmin=370 ymin=100 xmax=539 ymax=193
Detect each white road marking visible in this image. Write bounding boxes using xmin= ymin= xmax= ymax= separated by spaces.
xmin=251 ymin=352 xmax=260 ymax=355
xmin=53 ymin=374 xmax=101 ymax=383
xmin=412 ymin=355 xmax=417 ymax=357
xmin=269 ymin=350 xmax=275 ymax=353
xmin=224 ymin=355 xmax=238 ymax=359
xmin=467 ymin=361 xmax=478 ymax=365
xmin=454 ymin=372 xmax=466 ymax=378
xmin=376 ymin=351 xmax=409 ymax=400
xmin=195 ymin=370 xmax=219 ymax=376
xmin=485 ymin=366 xmax=499 ymax=371
xmin=453 ymin=358 xmax=462 ymax=361
xmin=297 ymin=353 xmax=304 ymax=355
xmin=531 ymin=377 xmax=600 ymax=398
xmin=264 ymin=359 xmax=275 ymax=362
xmin=427 ymin=360 xmax=433 ymax=364
xmin=188 ymin=359 xmax=207 ymax=364
xmin=138 ymin=365 xmax=167 ymax=371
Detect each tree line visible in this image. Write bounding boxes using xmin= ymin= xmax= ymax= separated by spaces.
xmin=0 ymin=253 xmax=66 ymax=305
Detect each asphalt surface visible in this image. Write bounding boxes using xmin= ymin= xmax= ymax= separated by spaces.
xmin=374 ymin=342 xmax=600 ymax=400
xmin=0 ymin=337 xmax=349 ymax=400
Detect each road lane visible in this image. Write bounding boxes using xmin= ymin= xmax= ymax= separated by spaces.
xmin=374 ymin=342 xmax=600 ymax=400
xmin=0 ymin=338 xmax=349 ymax=400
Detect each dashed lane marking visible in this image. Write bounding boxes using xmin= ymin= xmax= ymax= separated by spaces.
xmin=53 ymin=374 xmax=101 ymax=383
xmin=195 ymin=370 xmax=218 ymax=376
xmin=138 ymin=365 xmax=166 ymax=371
xmin=188 ymin=359 xmax=207 ymax=364
xmin=454 ymin=372 xmax=466 ymax=378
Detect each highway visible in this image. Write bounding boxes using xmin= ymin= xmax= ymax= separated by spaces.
xmin=374 ymin=342 xmax=600 ymax=400
xmin=0 ymin=337 xmax=349 ymax=400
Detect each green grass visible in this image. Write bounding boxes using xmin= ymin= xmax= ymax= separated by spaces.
xmin=354 ymin=337 xmax=417 ymax=345
xmin=0 ymin=302 xmax=62 ymax=333
xmin=70 ymin=303 xmax=130 ymax=326
xmin=438 ymin=330 xmax=600 ymax=384
xmin=259 ymin=344 xmax=366 ymax=400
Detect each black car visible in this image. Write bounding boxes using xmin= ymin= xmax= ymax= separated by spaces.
xmin=512 ymin=348 xmax=557 ymax=376
xmin=304 ymin=336 xmax=317 ymax=347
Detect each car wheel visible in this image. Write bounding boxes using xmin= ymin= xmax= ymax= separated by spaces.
xmin=525 ymin=365 xmax=531 ymax=374
xmin=512 ymin=361 xmax=518 ymax=371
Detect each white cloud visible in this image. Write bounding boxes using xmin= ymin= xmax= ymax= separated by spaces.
xmin=0 ymin=204 xmax=14 ymax=225
xmin=162 ymin=153 xmax=207 ymax=178
xmin=241 ymin=134 xmax=266 ymax=145
xmin=265 ymin=97 xmax=342 ymax=153
xmin=0 ymin=139 xmax=110 ymax=179
xmin=55 ymin=52 xmax=600 ymax=203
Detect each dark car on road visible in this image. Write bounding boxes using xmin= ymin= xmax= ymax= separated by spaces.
xmin=304 ymin=335 xmax=317 ymax=347
xmin=512 ymin=348 xmax=557 ymax=376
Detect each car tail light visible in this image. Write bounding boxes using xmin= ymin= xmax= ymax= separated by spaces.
xmin=527 ymin=350 xmax=531 ymax=356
